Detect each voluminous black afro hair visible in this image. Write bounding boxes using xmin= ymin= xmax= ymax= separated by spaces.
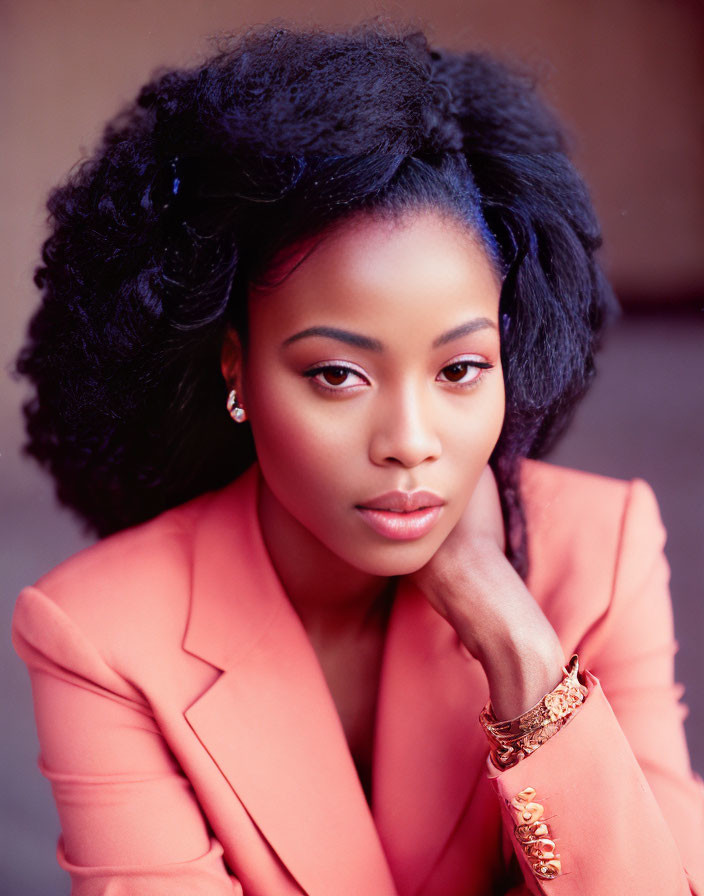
xmin=14 ymin=19 xmax=617 ymax=577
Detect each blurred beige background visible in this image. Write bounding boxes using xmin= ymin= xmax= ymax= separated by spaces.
xmin=2 ymin=1 xmax=703 ymax=893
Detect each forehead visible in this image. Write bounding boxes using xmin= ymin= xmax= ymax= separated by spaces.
xmin=247 ymin=209 xmax=502 ymax=334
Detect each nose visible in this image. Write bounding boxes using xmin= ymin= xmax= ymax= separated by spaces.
xmin=368 ymin=381 xmax=442 ymax=468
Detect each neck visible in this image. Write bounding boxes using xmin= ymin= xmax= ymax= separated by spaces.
xmin=257 ymin=478 xmax=395 ymax=640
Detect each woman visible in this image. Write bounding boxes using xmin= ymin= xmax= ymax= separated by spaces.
xmin=11 ymin=20 xmax=704 ymax=896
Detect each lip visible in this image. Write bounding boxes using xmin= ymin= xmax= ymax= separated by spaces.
xmin=356 ymin=505 xmax=444 ymax=540
xmin=355 ymin=490 xmax=446 ymax=541
xmin=356 ymin=490 xmax=445 ymax=512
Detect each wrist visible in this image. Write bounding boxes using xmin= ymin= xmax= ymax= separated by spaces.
xmin=480 ymin=654 xmax=588 ymax=773
xmin=482 ymin=639 xmax=567 ymax=720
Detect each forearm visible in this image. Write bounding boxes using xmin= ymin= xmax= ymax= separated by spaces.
xmin=418 ymin=541 xmax=565 ymax=719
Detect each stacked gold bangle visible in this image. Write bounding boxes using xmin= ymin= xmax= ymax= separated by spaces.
xmin=479 ymin=654 xmax=588 ymax=770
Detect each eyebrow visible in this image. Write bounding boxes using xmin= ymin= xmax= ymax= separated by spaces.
xmin=281 ymin=318 xmax=497 ymax=352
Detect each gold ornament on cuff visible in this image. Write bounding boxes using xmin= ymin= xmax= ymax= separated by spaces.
xmin=508 ymin=787 xmax=562 ymax=880
xmin=479 ymin=653 xmax=588 ymax=770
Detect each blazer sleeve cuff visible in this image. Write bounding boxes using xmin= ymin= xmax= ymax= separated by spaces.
xmin=57 ymin=836 xmax=242 ymax=895
xmin=484 ymin=669 xmax=698 ymax=895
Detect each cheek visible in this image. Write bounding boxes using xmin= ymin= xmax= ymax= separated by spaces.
xmin=450 ymin=377 xmax=505 ymax=458
xmin=243 ymin=367 xmax=358 ymax=503
xmin=485 ymin=369 xmax=506 ymax=440
xmin=251 ymin=398 xmax=351 ymax=472
xmin=488 ymin=380 xmax=507 ymax=446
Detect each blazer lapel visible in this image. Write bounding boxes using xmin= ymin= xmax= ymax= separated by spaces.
xmin=372 ymin=575 xmax=491 ymax=896
xmin=182 ymin=463 xmax=397 ymax=896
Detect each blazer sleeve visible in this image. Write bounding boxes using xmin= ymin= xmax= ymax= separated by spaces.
xmin=11 ymin=585 xmax=243 ymax=896
xmin=485 ymin=478 xmax=704 ymax=896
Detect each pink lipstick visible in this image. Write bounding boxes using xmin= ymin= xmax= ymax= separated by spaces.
xmin=356 ymin=490 xmax=445 ymax=541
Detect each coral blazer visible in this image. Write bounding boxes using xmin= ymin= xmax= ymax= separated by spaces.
xmin=12 ymin=460 xmax=704 ymax=895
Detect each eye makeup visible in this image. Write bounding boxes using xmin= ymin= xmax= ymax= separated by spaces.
xmin=302 ymin=356 xmax=494 ymax=394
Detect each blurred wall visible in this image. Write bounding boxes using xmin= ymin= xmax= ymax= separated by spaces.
xmin=2 ymin=2 xmax=703 ymax=894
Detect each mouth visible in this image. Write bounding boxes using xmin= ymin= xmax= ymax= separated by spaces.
xmin=355 ymin=489 xmax=446 ymax=540
xmin=356 ymin=490 xmax=445 ymax=513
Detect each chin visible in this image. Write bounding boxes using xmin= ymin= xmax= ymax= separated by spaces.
xmin=341 ymin=541 xmax=440 ymax=579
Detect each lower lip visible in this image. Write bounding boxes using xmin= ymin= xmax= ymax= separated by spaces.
xmin=356 ymin=505 xmax=443 ymax=540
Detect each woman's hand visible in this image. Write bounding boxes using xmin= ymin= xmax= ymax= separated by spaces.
xmin=407 ymin=464 xmax=507 ymax=644
xmin=410 ymin=464 xmax=506 ymax=615
xmin=407 ymin=465 xmax=566 ymax=719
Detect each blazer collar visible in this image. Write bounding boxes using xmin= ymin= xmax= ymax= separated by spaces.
xmin=183 ymin=463 xmax=490 ymax=896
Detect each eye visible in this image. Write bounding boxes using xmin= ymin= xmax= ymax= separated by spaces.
xmin=437 ymin=358 xmax=493 ymax=386
xmin=303 ymin=363 xmax=369 ymax=392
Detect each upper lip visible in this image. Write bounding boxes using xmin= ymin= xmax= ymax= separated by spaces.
xmin=357 ymin=490 xmax=446 ymax=512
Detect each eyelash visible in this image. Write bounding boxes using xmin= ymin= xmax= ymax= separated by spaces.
xmin=303 ymin=358 xmax=494 ymax=393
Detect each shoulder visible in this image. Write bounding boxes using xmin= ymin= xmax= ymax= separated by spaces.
xmin=12 ymin=485 xmax=221 ymax=673
xmin=520 ymin=456 xmax=626 ymax=511
xmin=518 ymin=459 xmax=666 ymax=636
xmin=37 ymin=490 xmax=212 ymax=600
xmin=519 ymin=458 xmax=663 ymax=538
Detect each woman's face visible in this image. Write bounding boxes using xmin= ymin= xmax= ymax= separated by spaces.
xmin=223 ymin=208 xmax=505 ymax=577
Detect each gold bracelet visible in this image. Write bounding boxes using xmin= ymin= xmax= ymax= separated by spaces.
xmin=479 ymin=654 xmax=588 ymax=770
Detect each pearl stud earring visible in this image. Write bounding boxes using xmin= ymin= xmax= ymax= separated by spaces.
xmin=226 ymin=389 xmax=247 ymax=423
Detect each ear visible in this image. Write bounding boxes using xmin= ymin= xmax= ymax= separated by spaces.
xmin=220 ymin=326 xmax=246 ymax=404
